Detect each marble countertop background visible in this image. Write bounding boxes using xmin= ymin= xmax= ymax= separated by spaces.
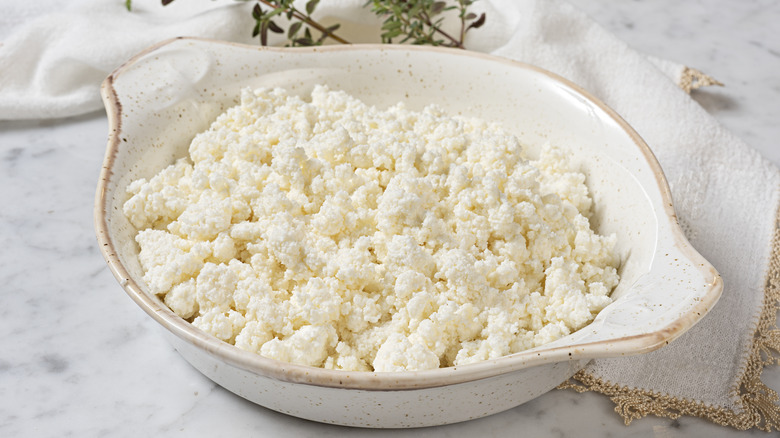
xmin=1 ymin=1 xmax=777 ymax=436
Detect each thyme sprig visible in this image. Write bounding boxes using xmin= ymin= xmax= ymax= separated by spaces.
xmin=368 ymin=0 xmax=485 ymax=48
xmin=250 ymin=0 xmax=346 ymax=47
xmin=127 ymin=0 xmax=484 ymax=49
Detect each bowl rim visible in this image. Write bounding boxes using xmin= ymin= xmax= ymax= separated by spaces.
xmin=94 ymin=37 xmax=722 ymax=390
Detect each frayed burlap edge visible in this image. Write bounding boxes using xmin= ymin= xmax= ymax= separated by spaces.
xmin=559 ymin=204 xmax=780 ymax=431
xmin=679 ymin=66 xmax=724 ymax=93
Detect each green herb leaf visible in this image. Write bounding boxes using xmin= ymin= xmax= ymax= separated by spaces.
xmin=431 ymin=1 xmax=446 ymax=15
xmin=305 ymin=0 xmax=320 ymax=16
xmin=266 ymin=7 xmax=284 ymax=18
xmin=466 ymin=12 xmax=485 ymax=30
xmin=382 ymin=20 xmax=402 ymax=31
xmin=288 ymin=21 xmax=303 ymax=39
xmin=268 ymin=20 xmax=284 ymax=34
xmin=383 ymin=28 xmax=403 ymax=39
xmin=294 ymin=37 xmax=314 ymax=46
xmin=261 ymin=21 xmax=269 ymax=45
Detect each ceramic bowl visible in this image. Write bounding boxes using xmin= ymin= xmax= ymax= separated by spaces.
xmin=95 ymin=37 xmax=722 ymax=428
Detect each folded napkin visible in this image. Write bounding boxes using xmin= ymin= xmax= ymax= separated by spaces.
xmin=0 ymin=0 xmax=259 ymax=119
xmin=4 ymin=0 xmax=777 ymax=430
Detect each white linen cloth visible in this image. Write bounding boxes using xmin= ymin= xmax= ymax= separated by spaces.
xmin=3 ymin=0 xmax=777 ymax=427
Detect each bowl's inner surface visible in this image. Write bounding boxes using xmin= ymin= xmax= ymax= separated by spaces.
xmin=100 ymin=40 xmax=715 ymax=385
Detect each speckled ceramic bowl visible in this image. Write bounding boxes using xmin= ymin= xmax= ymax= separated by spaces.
xmin=95 ymin=37 xmax=722 ymax=428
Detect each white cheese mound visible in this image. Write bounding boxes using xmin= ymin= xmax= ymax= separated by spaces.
xmin=124 ymin=85 xmax=619 ymax=372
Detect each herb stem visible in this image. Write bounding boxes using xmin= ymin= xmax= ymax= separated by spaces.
xmin=419 ymin=10 xmax=464 ymax=48
xmin=459 ymin=6 xmax=466 ymax=44
xmin=257 ymin=0 xmax=351 ymax=44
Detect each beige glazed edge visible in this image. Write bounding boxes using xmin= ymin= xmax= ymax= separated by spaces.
xmin=94 ymin=37 xmax=723 ymax=428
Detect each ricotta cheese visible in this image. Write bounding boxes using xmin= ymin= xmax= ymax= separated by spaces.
xmin=124 ymin=85 xmax=620 ymax=372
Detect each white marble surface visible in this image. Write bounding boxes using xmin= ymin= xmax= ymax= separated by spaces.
xmin=1 ymin=1 xmax=778 ymax=436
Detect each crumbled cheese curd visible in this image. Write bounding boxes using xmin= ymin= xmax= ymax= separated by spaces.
xmin=124 ymin=85 xmax=619 ymax=372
